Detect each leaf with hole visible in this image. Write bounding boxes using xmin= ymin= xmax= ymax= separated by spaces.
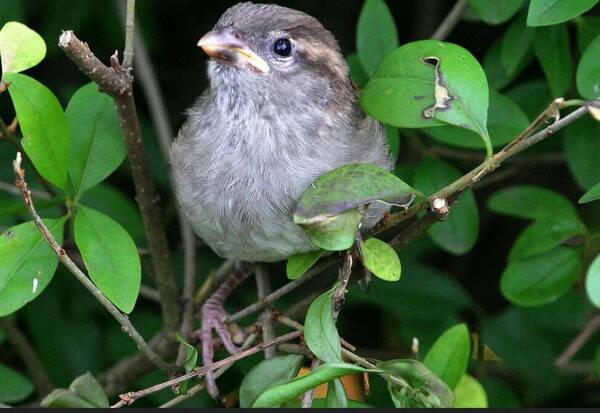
xmin=74 ymin=206 xmax=140 ymax=314
xmin=0 ymin=21 xmax=46 ymax=73
xmin=66 ymin=82 xmax=125 ymax=196
xmin=361 ymin=237 xmax=401 ymax=281
xmin=0 ymin=219 xmax=64 ymax=317
xmin=357 ymin=0 xmax=398 ymax=76
xmin=304 ymin=286 xmax=342 ymax=363
xmin=4 ymin=72 xmax=69 ymax=190
xmin=501 ymin=246 xmax=582 ymax=306
xmin=240 ymin=354 xmax=304 ymax=408
xmin=253 ymin=363 xmax=373 ymax=408
xmin=527 ymin=0 xmax=599 ymax=26
xmin=423 ymin=323 xmax=471 ymax=390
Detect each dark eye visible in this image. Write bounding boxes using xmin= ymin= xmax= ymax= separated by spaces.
xmin=273 ymin=38 xmax=292 ymax=57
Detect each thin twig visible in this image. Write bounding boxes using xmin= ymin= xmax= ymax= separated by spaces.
xmin=123 ymin=0 xmax=136 ymax=68
xmin=111 ymin=331 xmax=302 ymax=408
xmin=255 ymin=265 xmax=276 ymax=359
xmin=13 ymin=153 xmax=171 ymax=372
xmin=0 ymin=317 xmax=54 ymax=396
xmin=0 ymin=181 xmax=50 ymax=200
xmin=139 ymin=285 xmax=161 ymax=304
xmin=59 ymin=30 xmax=180 ymax=335
xmin=556 ymin=314 xmax=600 ymax=369
xmin=430 ymin=0 xmax=469 ymax=40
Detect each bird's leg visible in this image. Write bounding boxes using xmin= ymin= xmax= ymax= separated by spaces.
xmin=201 ymin=261 xmax=254 ymax=401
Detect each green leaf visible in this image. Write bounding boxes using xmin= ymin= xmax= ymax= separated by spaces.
xmin=378 ymin=359 xmax=454 ymax=408
xmin=533 ymin=25 xmax=573 ymax=97
xmin=361 ymin=237 xmax=401 ymax=281
xmin=0 ymin=219 xmax=64 ymax=316
xmin=4 ymin=72 xmax=69 ymax=190
xmin=576 ymin=34 xmax=600 ymax=99
xmin=286 ymin=250 xmax=326 ymax=280
xmin=487 ymin=185 xmax=579 ymax=222
xmin=356 ymin=0 xmax=398 ymax=76
xmin=501 ymin=13 xmax=536 ymax=77
xmin=424 ymin=89 xmax=529 ymax=149
xmin=575 ymin=16 xmax=600 ymax=53
xmin=453 ymin=375 xmax=488 ymax=408
xmin=585 ymin=255 xmax=600 ymax=307
xmin=66 ymin=82 xmax=125 ymax=196
xmin=361 ymin=40 xmax=490 ymax=149
xmin=469 ymin=0 xmax=525 ymax=24
xmin=527 ymin=0 xmax=599 ymax=26
xmin=564 ymin=116 xmax=600 ymax=190
xmin=74 ymin=206 xmax=141 ymax=314
xmin=294 ymin=163 xmax=419 ymax=225
xmin=0 ymin=364 xmax=34 ymax=403
xmin=414 ymin=158 xmax=479 ymax=255
xmin=423 ymin=323 xmax=471 ymax=390
xmin=41 ymin=390 xmax=96 ymax=408
xmin=253 ymin=363 xmax=372 ymax=408
xmin=508 ymin=219 xmax=586 ymax=261
xmin=0 ymin=21 xmax=46 ymax=73
xmin=580 ymin=182 xmax=600 ymax=203
xmin=68 ymin=373 xmax=109 ymax=408
xmin=175 ymin=334 xmax=198 ymax=373
xmin=303 ymin=208 xmax=363 ymax=251
xmin=325 ymin=379 xmax=348 ymax=408
xmin=484 ymin=37 xmax=534 ymax=90
xmin=501 ymin=246 xmax=582 ymax=306
xmin=304 ymin=287 xmax=342 ymax=363
xmin=240 ymin=355 xmax=304 ymax=408
xmin=347 ymin=53 xmax=369 ymax=89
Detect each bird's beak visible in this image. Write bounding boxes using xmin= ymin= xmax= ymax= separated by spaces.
xmin=198 ymin=29 xmax=270 ymax=74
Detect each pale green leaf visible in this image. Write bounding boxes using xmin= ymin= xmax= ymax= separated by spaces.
xmin=0 ymin=21 xmax=46 ymax=73
xmin=362 ymin=237 xmax=401 ymax=281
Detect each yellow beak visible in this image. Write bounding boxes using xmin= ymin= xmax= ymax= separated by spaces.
xmin=198 ymin=29 xmax=270 ymax=74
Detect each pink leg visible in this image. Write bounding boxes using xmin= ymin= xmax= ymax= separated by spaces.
xmin=200 ymin=262 xmax=253 ymax=401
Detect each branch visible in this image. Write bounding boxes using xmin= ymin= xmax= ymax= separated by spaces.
xmin=12 ymin=153 xmax=171 ymax=373
xmin=430 ymin=0 xmax=469 ymax=40
xmin=58 ymin=30 xmax=180 ymax=334
xmin=556 ymin=314 xmax=600 ymax=369
xmin=111 ymin=331 xmax=302 ymax=408
xmin=255 ymin=265 xmax=276 ymax=359
xmin=0 ymin=317 xmax=54 ymax=396
xmin=123 ymin=0 xmax=135 ymax=68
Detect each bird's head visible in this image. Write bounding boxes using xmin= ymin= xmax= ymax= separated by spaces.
xmin=198 ymin=2 xmax=355 ymax=111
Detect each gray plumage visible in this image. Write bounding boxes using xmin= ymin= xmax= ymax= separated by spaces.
xmin=171 ymin=2 xmax=392 ymax=262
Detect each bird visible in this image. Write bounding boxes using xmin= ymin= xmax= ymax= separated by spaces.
xmin=170 ymin=1 xmax=393 ymax=401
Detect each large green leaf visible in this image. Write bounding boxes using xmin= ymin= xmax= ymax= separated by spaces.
xmin=378 ymin=359 xmax=454 ymax=408
xmin=0 ymin=219 xmax=64 ymax=316
xmin=286 ymin=250 xmax=326 ymax=280
xmin=501 ymin=246 xmax=582 ymax=306
xmin=361 ymin=237 xmax=401 ymax=281
xmin=424 ymin=89 xmax=529 ymax=149
xmin=66 ymin=82 xmax=125 ymax=196
xmin=0 ymin=363 xmax=34 ymax=403
xmin=239 ymin=355 xmax=304 ymax=408
xmin=414 ymin=158 xmax=479 ymax=255
xmin=580 ymin=182 xmax=600 ymax=203
xmin=585 ymin=255 xmax=600 ymax=307
xmin=484 ymin=37 xmax=534 ymax=90
xmin=4 ymin=72 xmax=69 ymax=190
xmin=501 ymin=13 xmax=536 ymax=76
xmin=253 ymin=363 xmax=372 ymax=408
xmin=423 ymin=323 xmax=471 ymax=390
xmin=302 ymin=208 xmax=363 ymax=252
xmin=361 ymin=40 xmax=490 ymax=152
xmin=564 ymin=116 xmax=600 ymax=190
xmin=527 ymin=0 xmax=599 ymax=26
xmin=356 ymin=0 xmax=398 ymax=76
xmin=508 ymin=219 xmax=586 ymax=261
xmin=294 ymin=163 xmax=419 ymax=225
xmin=0 ymin=21 xmax=46 ymax=74
xmin=304 ymin=287 xmax=342 ymax=363
xmin=487 ymin=185 xmax=579 ymax=222
xmin=453 ymin=375 xmax=488 ymax=408
xmin=533 ymin=25 xmax=573 ymax=97
xmin=576 ymin=34 xmax=600 ymax=99
xmin=74 ymin=206 xmax=140 ymax=314
xmin=469 ymin=0 xmax=525 ymax=25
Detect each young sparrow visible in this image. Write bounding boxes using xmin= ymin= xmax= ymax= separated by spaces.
xmin=171 ymin=2 xmax=392 ymax=400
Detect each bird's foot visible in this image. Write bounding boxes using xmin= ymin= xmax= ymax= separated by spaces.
xmin=200 ymin=262 xmax=254 ymax=401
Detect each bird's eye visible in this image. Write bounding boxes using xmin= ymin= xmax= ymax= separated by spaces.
xmin=273 ymin=38 xmax=292 ymax=57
